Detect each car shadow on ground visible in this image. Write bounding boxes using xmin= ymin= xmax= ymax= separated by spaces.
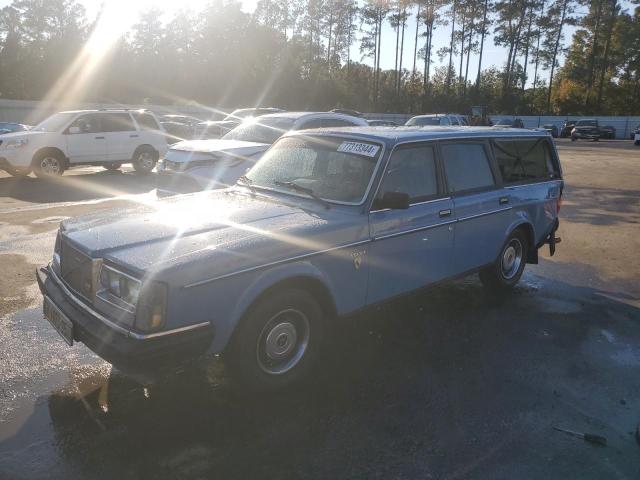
xmin=0 ymin=170 xmax=157 ymax=204
xmin=2 ymin=275 xmax=639 ymax=480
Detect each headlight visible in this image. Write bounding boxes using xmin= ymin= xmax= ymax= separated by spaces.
xmin=99 ymin=265 xmax=141 ymax=306
xmin=3 ymin=138 xmax=28 ymax=149
xmin=135 ymin=281 xmax=167 ymax=332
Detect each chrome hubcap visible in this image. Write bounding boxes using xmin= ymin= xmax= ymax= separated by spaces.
xmin=501 ymin=239 xmax=523 ymax=279
xmin=257 ymin=309 xmax=310 ymax=375
xmin=40 ymin=157 xmax=61 ymax=175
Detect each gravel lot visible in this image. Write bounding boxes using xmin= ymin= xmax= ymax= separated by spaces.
xmin=0 ymin=139 xmax=638 ymax=479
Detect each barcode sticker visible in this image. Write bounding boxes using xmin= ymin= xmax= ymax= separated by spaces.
xmin=337 ymin=142 xmax=380 ymax=157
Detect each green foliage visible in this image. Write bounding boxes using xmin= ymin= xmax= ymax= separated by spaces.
xmin=0 ymin=0 xmax=637 ymax=115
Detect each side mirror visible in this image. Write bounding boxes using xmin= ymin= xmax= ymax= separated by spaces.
xmin=374 ymin=191 xmax=410 ymax=210
xmin=68 ymin=126 xmax=81 ymax=134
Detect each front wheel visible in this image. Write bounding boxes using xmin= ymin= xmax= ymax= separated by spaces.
xmin=33 ymin=151 xmax=65 ymax=178
xmin=226 ymin=289 xmax=324 ymax=391
xmin=479 ymin=229 xmax=528 ymax=292
xmin=571 ymin=136 xmax=577 ymax=142
xmin=132 ymin=148 xmax=157 ymax=174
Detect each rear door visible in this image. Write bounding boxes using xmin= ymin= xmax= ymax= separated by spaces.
xmin=492 ymin=137 xmax=563 ymax=244
xmin=101 ymin=112 xmax=139 ymax=162
xmin=367 ymin=143 xmax=455 ymax=304
xmin=65 ymin=113 xmax=106 ymax=163
xmin=440 ymin=141 xmax=513 ymax=273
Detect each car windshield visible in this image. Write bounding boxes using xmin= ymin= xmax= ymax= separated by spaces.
xmin=222 ymin=117 xmax=296 ymax=143
xmin=245 ymin=135 xmax=382 ymax=204
xmin=406 ymin=117 xmax=440 ymax=126
xmin=33 ymin=112 xmax=76 ymax=132
xmin=576 ymin=120 xmax=597 ymax=126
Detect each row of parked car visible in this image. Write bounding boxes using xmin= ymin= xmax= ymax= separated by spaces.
xmin=2 ymin=109 xmax=639 ymax=180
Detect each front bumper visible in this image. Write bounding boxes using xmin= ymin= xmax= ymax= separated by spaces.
xmin=36 ymin=265 xmax=214 ymax=373
xmin=572 ymin=130 xmax=600 ymax=139
xmin=0 ymin=147 xmax=31 ymax=169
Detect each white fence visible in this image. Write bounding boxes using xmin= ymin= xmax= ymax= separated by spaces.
xmin=2 ymin=99 xmax=639 ymax=139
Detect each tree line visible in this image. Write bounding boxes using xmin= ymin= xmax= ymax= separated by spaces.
xmin=0 ymin=0 xmax=638 ymax=116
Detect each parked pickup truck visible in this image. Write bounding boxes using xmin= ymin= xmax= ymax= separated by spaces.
xmin=37 ymin=127 xmax=563 ymax=390
xmin=570 ymin=119 xmax=614 ymax=141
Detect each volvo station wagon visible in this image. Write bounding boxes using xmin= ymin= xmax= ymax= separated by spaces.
xmin=37 ymin=126 xmax=563 ymax=389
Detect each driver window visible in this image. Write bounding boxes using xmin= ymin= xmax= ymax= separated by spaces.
xmin=68 ymin=114 xmax=101 ymax=134
xmin=378 ymin=145 xmax=438 ymax=203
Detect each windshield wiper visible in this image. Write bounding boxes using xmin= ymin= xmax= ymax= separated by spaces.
xmin=274 ymin=180 xmax=331 ymax=209
xmin=237 ymin=175 xmax=256 ymax=195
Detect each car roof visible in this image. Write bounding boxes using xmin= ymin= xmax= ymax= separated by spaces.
xmin=255 ymin=111 xmax=367 ymax=123
xmin=285 ymin=126 xmax=550 ymax=145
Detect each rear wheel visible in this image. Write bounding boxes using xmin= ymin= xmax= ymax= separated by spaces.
xmin=132 ymin=147 xmax=157 ymax=174
xmin=480 ymin=229 xmax=528 ymax=292
xmin=33 ymin=151 xmax=65 ymax=178
xmin=103 ymin=162 xmax=122 ymax=171
xmin=226 ymin=288 xmax=324 ymax=391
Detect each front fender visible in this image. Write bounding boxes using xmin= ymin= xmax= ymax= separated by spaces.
xmin=208 ymin=261 xmax=335 ymax=353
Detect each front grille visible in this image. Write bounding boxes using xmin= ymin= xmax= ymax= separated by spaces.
xmin=60 ymin=239 xmax=98 ymax=301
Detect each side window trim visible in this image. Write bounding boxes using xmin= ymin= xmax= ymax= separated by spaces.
xmin=370 ymin=140 xmax=446 ymax=212
xmin=438 ymin=139 xmax=499 ymax=197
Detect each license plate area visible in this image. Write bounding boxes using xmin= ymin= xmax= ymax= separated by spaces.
xmin=43 ymin=296 xmax=74 ymax=346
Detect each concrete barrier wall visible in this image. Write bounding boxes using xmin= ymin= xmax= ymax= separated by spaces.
xmin=2 ymin=99 xmax=639 ymax=139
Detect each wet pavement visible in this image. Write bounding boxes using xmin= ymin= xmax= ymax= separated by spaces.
xmin=1 ymin=142 xmax=639 ymax=479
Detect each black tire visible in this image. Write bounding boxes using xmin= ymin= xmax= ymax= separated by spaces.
xmin=226 ymin=288 xmax=324 ymax=391
xmin=635 ymin=140 xmax=640 ymax=146
xmin=5 ymin=165 xmax=32 ymax=177
xmin=479 ymin=229 xmax=528 ymax=292
xmin=33 ymin=150 xmax=65 ymax=178
xmin=571 ymin=136 xmax=577 ymax=142
xmin=131 ymin=147 xmax=158 ymax=174
xmin=103 ymin=162 xmax=122 ymax=171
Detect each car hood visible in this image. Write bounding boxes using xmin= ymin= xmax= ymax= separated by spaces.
xmin=60 ymin=190 xmax=365 ymax=283
xmin=165 ymin=139 xmax=270 ymax=163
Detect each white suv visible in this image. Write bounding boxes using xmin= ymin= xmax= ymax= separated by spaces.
xmin=405 ymin=114 xmax=469 ymax=126
xmin=0 ymin=109 xmax=168 ymax=177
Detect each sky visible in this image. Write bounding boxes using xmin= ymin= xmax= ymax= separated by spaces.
xmin=2 ymin=0 xmax=635 ymax=88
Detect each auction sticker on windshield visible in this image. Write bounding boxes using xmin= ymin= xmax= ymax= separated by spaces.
xmin=337 ymin=142 xmax=380 ymax=157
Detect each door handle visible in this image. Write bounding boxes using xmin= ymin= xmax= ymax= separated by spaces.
xmin=129 ymin=134 xmax=139 ymax=138
xmin=95 ymin=136 xmax=105 ymax=139
xmin=439 ymin=209 xmax=452 ymax=218
xmin=499 ymin=197 xmax=509 ymax=205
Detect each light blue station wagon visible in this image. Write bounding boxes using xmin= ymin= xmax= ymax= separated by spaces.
xmin=37 ymin=126 xmax=563 ymax=389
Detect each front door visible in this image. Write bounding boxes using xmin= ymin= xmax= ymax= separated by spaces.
xmin=65 ymin=113 xmax=106 ymax=163
xmin=439 ymin=142 xmax=513 ymax=273
xmin=367 ymin=143 xmax=455 ymax=304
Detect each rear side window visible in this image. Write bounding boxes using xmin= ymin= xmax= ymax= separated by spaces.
xmin=378 ymin=145 xmax=438 ymax=202
xmin=493 ymin=139 xmax=558 ymax=184
xmin=441 ymin=143 xmax=494 ymax=193
xmin=101 ymin=113 xmax=135 ymax=132
xmin=134 ymin=113 xmax=160 ymax=130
